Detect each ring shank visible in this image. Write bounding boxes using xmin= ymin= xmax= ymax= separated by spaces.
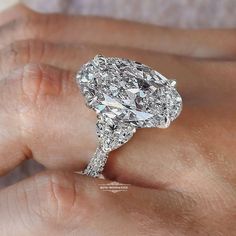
xmin=83 ymin=147 xmax=109 ymax=177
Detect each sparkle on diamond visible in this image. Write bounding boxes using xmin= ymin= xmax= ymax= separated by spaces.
xmin=76 ymin=55 xmax=182 ymax=128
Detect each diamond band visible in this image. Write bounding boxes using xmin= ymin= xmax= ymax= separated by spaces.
xmin=76 ymin=55 xmax=182 ymax=177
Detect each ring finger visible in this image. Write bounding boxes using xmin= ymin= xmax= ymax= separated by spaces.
xmin=0 ymin=40 xmax=235 ymax=190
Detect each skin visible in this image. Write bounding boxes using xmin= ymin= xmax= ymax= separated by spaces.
xmin=0 ymin=4 xmax=235 ymax=236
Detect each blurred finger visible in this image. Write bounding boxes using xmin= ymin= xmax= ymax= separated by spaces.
xmin=0 ymin=4 xmax=34 ymax=26
xmin=0 ymin=39 xmax=235 ymax=100
xmin=0 ymin=6 xmax=235 ymax=58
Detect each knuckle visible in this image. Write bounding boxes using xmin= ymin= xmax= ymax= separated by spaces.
xmin=30 ymin=171 xmax=89 ymax=226
xmin=1 ymin=40 xmax=47 ymax=75
xmin=13 ymin=12 xmax=52 ymax=39
xmin=21 ymin=63 xmax=64 ymax=105
xmin=17 ymin=63 xmax=68 ymax=141
xmin=27 ymin=14 xmax=59 ymax=39
xmin=14 ymin=62 xmax=72 ymax=145
xmin=14 ymin=12 xmax=38 ymax=37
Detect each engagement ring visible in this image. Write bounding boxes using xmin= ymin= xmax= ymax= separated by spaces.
xmin=76 ymin=55 xmax=182 ymax=177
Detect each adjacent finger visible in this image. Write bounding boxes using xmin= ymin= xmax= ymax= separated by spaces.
xmin=0 ymin=39 xmax=235 ymax=100
xmin=0 ymin=7 xmax=236 ymax=59
xmin=0 ymin=170 xmax=203 ymax=236
xmin=0 ymin=63 xmax=97 ymax=175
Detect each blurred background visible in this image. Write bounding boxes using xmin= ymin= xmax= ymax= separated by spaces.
xmin=0 ymin=0 xmax=236 ymax=187
xmin=1 ymin=0 xmax=236 ymax=28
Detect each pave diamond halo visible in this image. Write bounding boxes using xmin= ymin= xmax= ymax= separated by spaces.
xmin=76 ymin=55 xmax=182 ymax=177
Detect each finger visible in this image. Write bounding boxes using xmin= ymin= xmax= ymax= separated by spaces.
xmin=0 ymin=63 xmax=97 ymax=175
xmin=105 ymin=100 xmax=236 ymax=190
xmin=0 ymin=170 xmax=202 ymax=236
xmin=0 ymin=41 xmax=236 ymax=182
xmin=0 ymin=39 xmax=235 ymax=100
xmin=0 ymin=7 xmax=236 ymax=59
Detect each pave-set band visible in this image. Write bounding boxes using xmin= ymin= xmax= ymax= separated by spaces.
xmin=76 ymin=55 xmax=182 ymax=177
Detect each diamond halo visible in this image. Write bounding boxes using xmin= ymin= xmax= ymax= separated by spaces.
xmin=76 ymin=55 xmax=182 ymax=177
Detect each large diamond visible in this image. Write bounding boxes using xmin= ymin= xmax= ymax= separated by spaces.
xmin=76 ymin=55 xmax=182 ymax=129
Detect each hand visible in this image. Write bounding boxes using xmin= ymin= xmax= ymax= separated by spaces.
xmin=0 ymin=4 xmax=235 ymax=236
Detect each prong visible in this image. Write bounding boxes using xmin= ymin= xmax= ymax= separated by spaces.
xmin=158 ymin=117 xmax=171 ymax=129
xmin=93 ymin=54 xmax=107 ymax=67
xmin=169 ymin=79 xmax=177 ymax=87
xmin=94 ymin=54 xmax=105 ymax=60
